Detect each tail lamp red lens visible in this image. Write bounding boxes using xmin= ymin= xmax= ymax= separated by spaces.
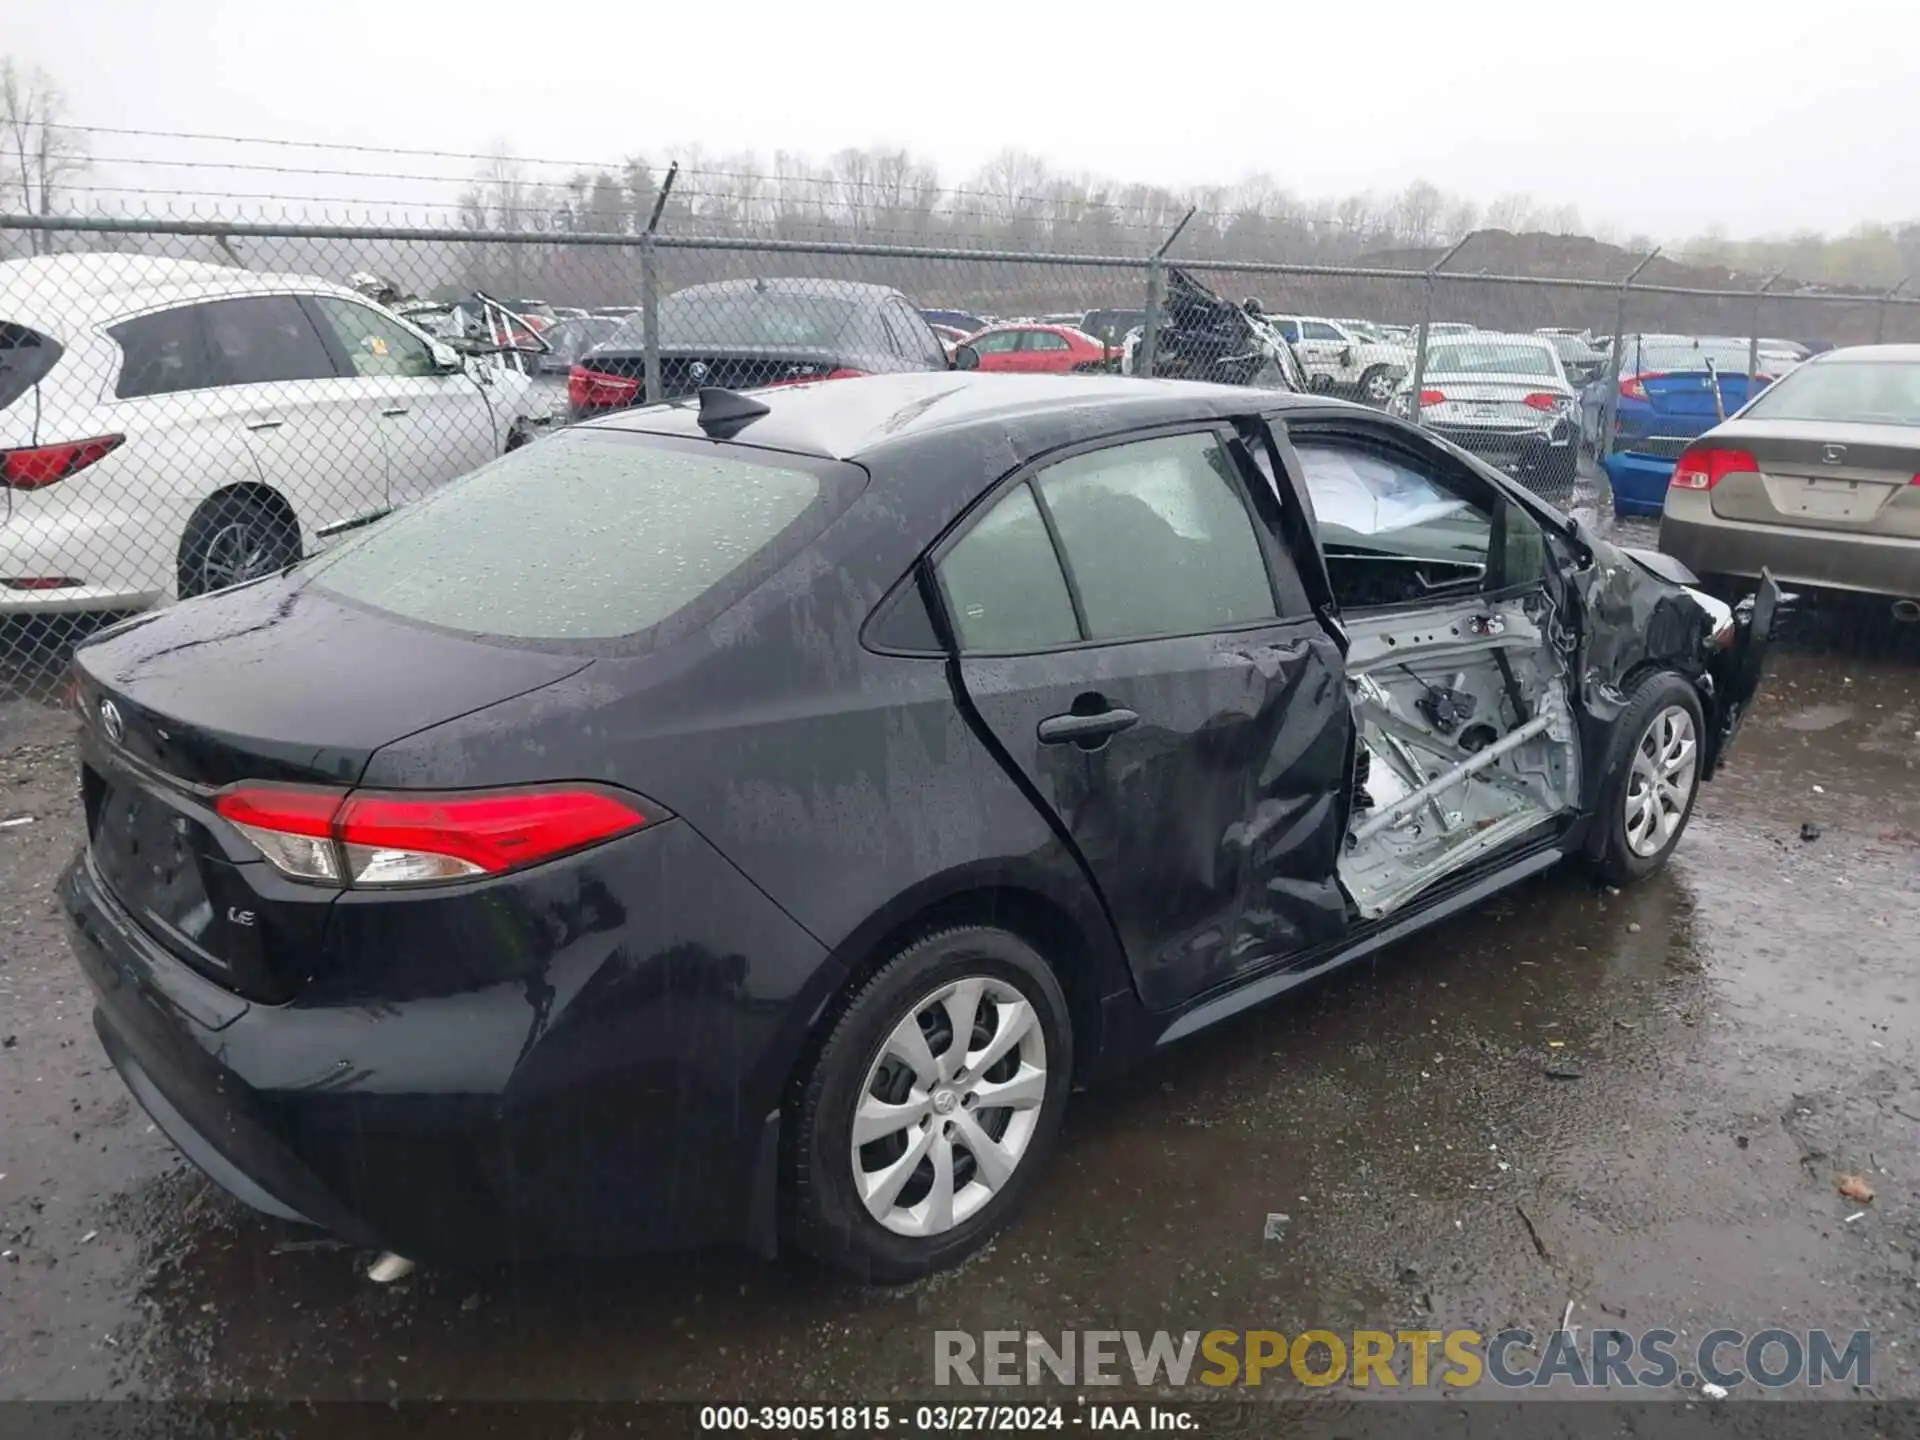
xmin=567 ymin=366 xmax=641 ymax=410
xmin=1619 ymin=372 xmax=1663 ymax=401
xmin=1522 ymin=392 xmax=1563 ymax=411
xmin=764 ymin=367 xmax=869 ymax=389
xmin=2 ymin=434 xmax=125 ymax=490
xmin=1417 ymin=388 xmax=1447 ymax=406
xmin=215 ymin=783 xmax=659 ymax=887
xmin=1670 ymin=446 xmax=1758 ymax=492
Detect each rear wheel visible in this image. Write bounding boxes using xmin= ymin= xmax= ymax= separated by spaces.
xmin=786 ymin=926 xmax=1072 ymax=1282
xmin=1358 ymin=366 xmax=1396 ymax=406
xmin=177 ymin=493 xmax=301 ymax=599
xmin=1590 ymin=672 xmax=1705 ymax=886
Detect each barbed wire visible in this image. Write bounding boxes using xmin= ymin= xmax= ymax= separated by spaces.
xmin=36 ymin=119 xmax=1424 ymax=234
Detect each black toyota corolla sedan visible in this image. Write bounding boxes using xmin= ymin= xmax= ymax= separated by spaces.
xmin=61 ymin=372 xmax=1776 ymax=1281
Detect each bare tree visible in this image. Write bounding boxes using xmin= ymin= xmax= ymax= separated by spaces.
xmin=1 ymin=57 xmax=89 ymax=254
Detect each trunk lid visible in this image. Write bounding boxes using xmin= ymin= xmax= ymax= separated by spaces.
xmin=1708 ymin=421 xmax=1920 ymax=535
xmin=1641 ymin=370 xmax=1764 ymax=420
xmin=581 ymin=346 xmax=849 ymax=406
xmin=72 ymin=579 xmax=590 ymax=1000
xmin=1422 ymin=378 xmax=1570 ymax=428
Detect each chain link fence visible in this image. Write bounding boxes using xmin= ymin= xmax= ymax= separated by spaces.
xmin=5 ymin=210 xmax=1920 ymax=699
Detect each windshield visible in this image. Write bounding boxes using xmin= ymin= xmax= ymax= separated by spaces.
xmin=1739 ymin=359 xmax=1920 ymax=427
xmin=1425 ymin=342 xmax=1559 ymax=378
xmin=1631 ymin=339 xmax=1761 ymax=375
xmin=1544 ymin=333 xmax=1598 ymax=360
xmin=616 ymin=289 xmax=872 ymax=350
xmin=312 ymin=430 xmax=852 ymax=642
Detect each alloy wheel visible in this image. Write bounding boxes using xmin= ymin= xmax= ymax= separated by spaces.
xmin=1624 ymin=704 xmax=1698 ymax=858
xmin=1364 ymin=370 xmax=1395 ymax=404
xmin=198 ymin=517 xmax=282 ymax=593
xmin=851 ymin=976 xmax=1047 ymax=1238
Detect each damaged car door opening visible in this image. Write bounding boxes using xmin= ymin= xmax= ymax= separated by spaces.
xmin=58 ymin=370 xmax=1777 ymax=1283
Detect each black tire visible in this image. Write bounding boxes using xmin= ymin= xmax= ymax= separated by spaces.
xmin=1357 ymin=366 xmax=1395 ymax=407
xmin=1588 ymin=671 xmax=1706 ymax=887
xmin=177 ymin=492 xmax=301 ymax=600
xmin=785 ymin=925 xmax=1073 ymax=1283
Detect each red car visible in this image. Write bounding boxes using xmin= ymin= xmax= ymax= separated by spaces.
xmin=964 ymin=323 xmax=1117 ymax=374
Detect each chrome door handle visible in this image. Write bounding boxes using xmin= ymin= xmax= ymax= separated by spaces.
xmin=245 ymin=420 xmax=283 ymax=432
xmin=380 ymin=407 xmax=410 ymax=417
xmin=1037 ymin=707 xmax=1139 ymax=746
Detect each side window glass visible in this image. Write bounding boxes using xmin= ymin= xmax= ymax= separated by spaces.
xmin=1293 ymin=439 xmax=1493 ymax=608
xmin=111 ymin=306 xmax=219 ymax=399
xmin=311 ymin=297 xmax=436 ymax=378
xmin=1037 ymin=432 xmax=1276 ymax=642
xmin=971 ymin=331 xmax=1020 ymax=355
xmin=1302 ymin=321 xmax=1343 ymax=341
xmin=200 ymin=296 xmax=337 ymax=385
xmin=1277 ymin=320 xmax=1301 ymax=343
xmin=938 ymin=483 xmax=1080 ymax=652
xmin=1028 ymin=331 xmax=1070 ymax=352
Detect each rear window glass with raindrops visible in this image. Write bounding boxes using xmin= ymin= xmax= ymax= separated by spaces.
xmin=310 ymin=429 xmax=833 ymax=641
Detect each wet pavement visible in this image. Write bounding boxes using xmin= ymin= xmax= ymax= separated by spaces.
xmin=2 ymin=506 xmax=1918 ymax=1405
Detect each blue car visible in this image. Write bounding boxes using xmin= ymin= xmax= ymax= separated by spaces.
xmin=1581 ymin=336 xmax=1777 ymax=516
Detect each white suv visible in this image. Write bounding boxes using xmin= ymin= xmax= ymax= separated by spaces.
xmin=1266 ymin=315 xmax=1410 ymax=404
xmin=1 ymin=254 xmax=548 ymax=614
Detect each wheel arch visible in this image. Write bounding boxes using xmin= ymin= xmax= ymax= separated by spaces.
xmin=792 ymin=862 xmax=1136 ymax=1091
xmin=175 ymin=482 xmax=305 ymax=593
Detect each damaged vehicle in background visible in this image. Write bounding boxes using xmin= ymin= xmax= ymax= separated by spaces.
xmin=1120 ymin=268 xmax=1307 ymax=391
xmin=59 ymin=371 xmax=1774 ymax=1286
xmin=567 ymin=277 xmax=956 ymax=419
xmin=1395 ymin=333 xmax=1582 ymax=497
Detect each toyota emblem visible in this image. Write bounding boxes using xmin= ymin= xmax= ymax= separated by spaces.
xmin=688 ymin=361 xmax=710 ymax=384
xmin=99 ymin=699 xmax=125 ymax=745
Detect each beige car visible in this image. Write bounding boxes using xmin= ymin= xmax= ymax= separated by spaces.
xmin=1659 ymin=344 xmax=1920 ymax=613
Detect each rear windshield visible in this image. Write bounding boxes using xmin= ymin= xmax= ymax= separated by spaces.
xmin=311 ymin=430 xmax=857 ymax=643
xmin=1632 ymin=340 xmax=1759 ymax=375
xmin=1 ymin=322 xmax=63 ymax=413
xmin=616 ymin=289 xmax=873 ymax=351
xmin=1740 ymin=360 xmax=1920 ymax=427
xmin=1426 ymin=342 xmax=1558 ymax=378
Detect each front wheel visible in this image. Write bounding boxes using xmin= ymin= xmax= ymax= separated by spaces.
xmin=785 ymin=926 xmax=1073 ymax=1282
xmin=1358 ymin=366 xmax=1396 ymax=406
xmin=1590 ymin=672 xmax=1705 ymax=885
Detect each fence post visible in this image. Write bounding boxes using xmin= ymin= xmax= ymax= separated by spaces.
xmin=1137 ymin=207 xmax=1194 ymax=380
xmin=639 ymin=163 xmax=678 ymax=405
xmin=1409 ymin=233 xmax=1472 ymax=427
xmin=1875 ymin=277 xmax=1909 ymax=343
xmin=1748 ymin=267 xmax=1786 ymax=384
xmin=1600 ymin=247 xmax=1660 ymax=464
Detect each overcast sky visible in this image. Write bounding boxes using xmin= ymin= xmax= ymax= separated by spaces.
xmin=10 ymin=0 xmax=1918 ymax=239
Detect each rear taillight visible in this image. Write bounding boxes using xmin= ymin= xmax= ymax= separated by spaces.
xmin=214 ymin=783 xmax=660 ymax=887
xmin=1619 ymin=372 xmax=1662 ymax=401
xmin=2 ymin=434 xmax=125 ymax=491
xmin=1522 ymin=392 xmax=1564 ymax=411
xmin=763 ymin=367 xmax=869 ymax=389
xmin=1418 ymin=388 xmax=1447 ymax=406
xmin=567 ymin=366 xmax=641 ymax=410
xmin=1670 ymin=445 xmax=1759 ymax=491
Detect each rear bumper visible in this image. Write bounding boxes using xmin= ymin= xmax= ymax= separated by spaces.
xmin=1603 ymin=452 xmax=1677 ymax=515
xmin=1428 ymin=422 xmax=1575 ymax=478
xmin=62 ymin=815 xmax=836 ymax=1262
xmin=1660 ymin=492 xmax=1920 ymax=600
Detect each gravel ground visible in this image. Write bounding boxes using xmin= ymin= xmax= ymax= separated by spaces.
xmin=2 ymin=504 xmax=1918 ymax=1408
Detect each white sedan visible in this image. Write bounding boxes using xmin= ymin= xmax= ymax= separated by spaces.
xmin=1 ymin=254 xmax=549 ymax=613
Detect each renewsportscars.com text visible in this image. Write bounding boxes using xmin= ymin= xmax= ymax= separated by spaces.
xmin=934 ymin=1328 xmax=1871 ymax=1391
